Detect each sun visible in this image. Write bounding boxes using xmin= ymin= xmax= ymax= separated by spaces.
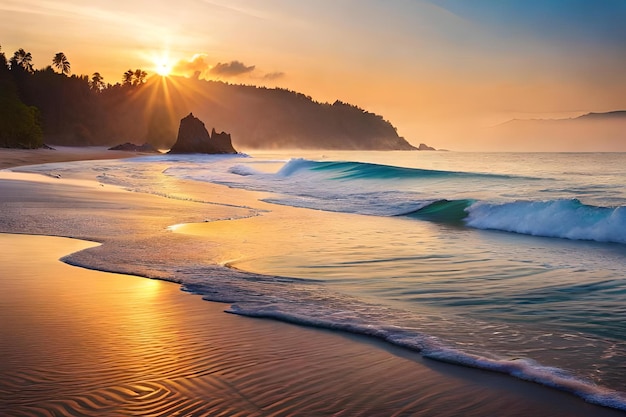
xmin=155 ymin=60 xmax=173 ymax=77
xmin=152 ymin=53 xmax=173 ymax=77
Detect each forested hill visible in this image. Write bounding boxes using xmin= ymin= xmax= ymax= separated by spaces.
xmin=1 ymin=54 xmax=415 ymax=150
xmin=143 ymin=76 xmax=416 ymax=150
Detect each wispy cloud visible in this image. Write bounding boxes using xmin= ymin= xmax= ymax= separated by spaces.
xmin=0 ymin=0 xmax=213 ymax=52
xmin=1 ymin=0 xmax=149 ymax=31
xmin=262 ymin=71 xmax=285 ymax=80
xmin=198 ymin=0 xmax=275 ymax=21
xmin=210 ymin=60 xmax=255 ymax=77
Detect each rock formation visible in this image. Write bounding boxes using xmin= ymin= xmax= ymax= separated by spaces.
xmin=108 ymin=142 xmax=158 ymax=152
xmin=417 ymin=143 xmax=436 ymax=151
xmin=168 ymin=113 xmax=237 ymax=154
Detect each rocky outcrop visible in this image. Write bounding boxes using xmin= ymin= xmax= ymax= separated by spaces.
xmin=168 ymin=113 xmax=237 ymax=154
xmin=108 ymin=142 xmax=158 ymax=152
xmin=417 ymin=143 xmax=436 ymax=151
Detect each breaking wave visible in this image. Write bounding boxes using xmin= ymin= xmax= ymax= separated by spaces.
xmin=465 ymin=199 xmax=626 ymax=244
xmin=276 ymin=158 xmax=527 ymax=180
xmin=399 ymin=198 xmax=626 ymax=244
xmin=167 ymin=157 xmax=626 ymax=245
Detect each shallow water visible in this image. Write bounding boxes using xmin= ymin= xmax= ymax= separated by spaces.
xmin=11 ymin=151 xmax=626 ymax=411
xmin=6 ymin=234 xmax=623 ymax=416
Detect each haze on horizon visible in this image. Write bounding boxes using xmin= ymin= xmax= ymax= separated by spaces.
xmin=2 ymin=0 xmax=625 ymax=151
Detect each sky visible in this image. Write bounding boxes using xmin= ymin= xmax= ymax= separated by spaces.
xmin=2 ymin=0 xmax=626 ymax=151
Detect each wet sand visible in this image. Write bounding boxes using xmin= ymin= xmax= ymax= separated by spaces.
xmin=1 ymin=147 xmax=624 ymax=416
xmin=0 ymin=146 xmax=152 ymax=170
xmin=3 ymin=234 xmax=624 ymax=417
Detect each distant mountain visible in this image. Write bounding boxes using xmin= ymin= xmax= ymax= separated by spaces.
xmin=500 ymin=110 xmax=626 ymax=124
xmin=495 ymin=110 xmax=626 ymax=128
xmin=487 ymin=110 xmax=626 ymax=152
xmin=575 ymin=110 xmax=626 ymax=121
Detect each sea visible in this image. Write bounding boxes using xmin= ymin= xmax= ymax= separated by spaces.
xmin=17 ymin=150 xmax=626 ymax=411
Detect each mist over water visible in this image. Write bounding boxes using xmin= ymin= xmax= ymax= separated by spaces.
xmin=15 ymin=151 xmax=626 ymax=410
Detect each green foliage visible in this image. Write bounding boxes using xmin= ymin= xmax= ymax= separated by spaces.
xmin=0 ymin=46 xmax=42 ymax=148
xmin=0 ymin=77 xmax=43 ymax=148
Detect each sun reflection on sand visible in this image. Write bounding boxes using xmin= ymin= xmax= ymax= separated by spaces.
xmin=0 ymin=234 xmax=194 ymax=381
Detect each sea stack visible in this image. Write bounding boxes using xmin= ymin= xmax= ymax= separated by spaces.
xmin=168 ymin=113 xmax=237 ymax=154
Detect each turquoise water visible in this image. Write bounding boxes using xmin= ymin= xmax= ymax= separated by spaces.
xmin=17 ymin=151 xmax=626 ymax=410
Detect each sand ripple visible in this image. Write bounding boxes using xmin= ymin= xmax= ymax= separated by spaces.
xmin=2 ymin=233 xmax=623 ymax=416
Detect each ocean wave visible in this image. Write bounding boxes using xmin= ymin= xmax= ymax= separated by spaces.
xmin=276 ymin=158 xmax=529 ymax=181
xmin=466 ymin=199 xmax=626 ymax=244
xmin=399 ymin=199 xmax=474 ymax=223
xmin=228 ymin=164 xmax=263 ymax=176
xmin=163 ymin=156 xmax=626 ymax=245
xmin=397 ymin=199 xmax=626 ymax=244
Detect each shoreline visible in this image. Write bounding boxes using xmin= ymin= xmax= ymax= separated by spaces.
xmin=1 ymin=147 xmax=624 ymax=415
xmin=2 ymin=232 xmax=623 ymax=416
xmin=0 ymin=145 xmax=156 ymax=170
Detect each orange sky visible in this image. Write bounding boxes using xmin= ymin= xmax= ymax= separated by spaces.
xmin=2 ymin=0 xmax=626 ymax=151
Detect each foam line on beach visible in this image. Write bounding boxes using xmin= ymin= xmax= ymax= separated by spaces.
xmin=6 ymin=233 xmax=619 ymax=416
xmin=224 ymin=303 xmax=626 ymax=412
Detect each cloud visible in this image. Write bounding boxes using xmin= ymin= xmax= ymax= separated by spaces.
xmin=173 ymin=55 xmax=284 ymax=82
xmin=262 ymin=71 xmax=285 ymax=80
xmin=209 ymin=60 xmax=256 ymax=77
xmin=173 ymin=53 xmax=212 ymax=77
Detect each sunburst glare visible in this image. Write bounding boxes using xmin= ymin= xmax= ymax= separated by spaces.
xmin=152 ymin=52 xmax=173 ymax=77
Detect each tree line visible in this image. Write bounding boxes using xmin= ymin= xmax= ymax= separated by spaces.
xmin=1 ymin=44 xmax=415 ymax=151
xmin=0 ymin=45 xmax=150 ymax=148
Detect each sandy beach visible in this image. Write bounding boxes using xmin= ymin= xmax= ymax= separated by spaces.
xmin=0 ymin=147 xmax=623 ymax=416
xmin=0 ymin=146 xmax=154 ymax=171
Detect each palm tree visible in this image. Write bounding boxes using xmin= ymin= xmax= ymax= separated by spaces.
xmin=122 ymin=69 xmax=134 ymax=86
xmin=90 ymin=72 xmax=105 ymax=91
xmin=12 ymin=49 xmax=33 ymax=72
xmin=122 ymin=68 xmax=148 ymax=86
xmin=133 ymin=69 xmax=148 ymax=86
xmin=52 ymin=52 xmax=71 ymax=75
xmin=0 ymin=45 xmax=7 ymax=70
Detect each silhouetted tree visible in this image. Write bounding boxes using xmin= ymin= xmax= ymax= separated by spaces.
xmin=133 ymin=69 xmax=147 ymax=86
xmin=122 ymin=69 xmax=134 ymax=86
xmin=122 ymin=68 xmax=148 ymax=87
xmin=0 ymin=47 xmax=42 ymax=148
xmin=89 ymin=72 xmax=105 ymax=91
xmin=0 ymin=44 xmax=6 ymax=71
xmin=52 ymin=52 xmax=71 ymax=75
xmin=11 ymin=49 xmax=33 ymax=73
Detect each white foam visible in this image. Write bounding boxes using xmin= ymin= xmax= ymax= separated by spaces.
xmin=226 ymin=303 xmax=626 ymax=411
xmin=466 ymin=199 xmax=626 ymax=244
